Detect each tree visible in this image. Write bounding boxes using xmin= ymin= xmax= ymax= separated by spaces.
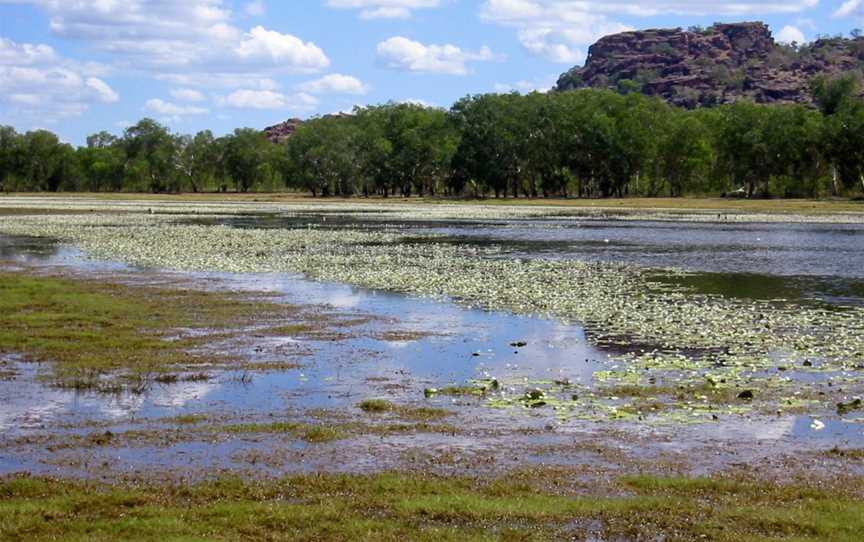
xmin=222 ymin=128 xmax=274 ymax=193
xmin=824 ymin=100 xmax=864 ymax=193
xmin=0 ymin=126 xmax=19 ymax=191
xmin=658 ymin=113 xmax=714 ymax=196
xmin=714 ymin=102 xmax=773 ymax=197
xmin=177 ymin=130 xmax=220 ymax=193
xmin=18 ymin=130 xmax=64 ymax=191
xmin=355 ymin=103 xmax=457 ymax=197
xmin=77 ymin=144 xmax=126 ymax=192
xmin=122 ymin=119 xmax=178 ymax=192
xmin=810 ymin=73 xmax=861 ymax=116
xmin=283 ymin=116 xmax=362 ymax=197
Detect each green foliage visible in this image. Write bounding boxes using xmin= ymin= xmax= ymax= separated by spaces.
xmin=810 ymin=73 xmax=862 ymax=115
xmin=2 ymin=86 xmax=864 ymax=198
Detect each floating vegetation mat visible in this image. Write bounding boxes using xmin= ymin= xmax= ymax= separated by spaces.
xmin=1 ymin=212 xmax=863 ymax=426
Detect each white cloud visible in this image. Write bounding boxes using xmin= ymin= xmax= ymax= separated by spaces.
xmin=377 ymin=37 xmax=496 ymax=75
xmin=493 ymin=75 xmax=556 ymax=93
xmin=144 ymin=98 xmax=209 ymax=116
xmin=219 ymin=89 xmax=319 ymax=111
xmin=298 ymin=73 xmax=369 ymax=94
xmin=234 ymin=26 xmax=330 ymax=71
xmin=326 ymin=0 xmax=440 ymax=19
xmin=0 ymin=1 xmax=330 ymax=82
xmin=776 ymin=25 xmax=806 ymax=45
xmin=836 ymin=0 xmax=864 ymax=20
xmin=479 ymin=0 xmax=820 ymax=64
xmin=0 ymin=37 xmax=119 ymax=122
xmin=400 ymin=98 xmax=435 ymax=107
xmin=0 ymin=37 xmax=57 ymax=65
xmin=244 ymin=0 xmax=266 ymax=16
xmin=86 ymin=77 xmax=120 ymax=103
xmin=170 ymin=88 xmax=207 ymax=102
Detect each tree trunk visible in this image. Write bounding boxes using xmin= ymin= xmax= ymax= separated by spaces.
xmin=832 ymin=164 xmax=840 ymax=197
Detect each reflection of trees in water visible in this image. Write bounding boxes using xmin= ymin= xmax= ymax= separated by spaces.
xmin=660 ymin=271 xmax=864 ymax=309
xmin=0 ymin=235 xmax=61 ymax=260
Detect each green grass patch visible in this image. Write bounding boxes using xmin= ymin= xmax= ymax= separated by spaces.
xmin=1 ymin=472 xmax=863 ymax=541
xmin=223 ymin=422 xmax=347 ymax=443
xmin=0 ymin=272 xmax=309 ymax=389
xmin=358 ymin=399 xmax=451 ymax=421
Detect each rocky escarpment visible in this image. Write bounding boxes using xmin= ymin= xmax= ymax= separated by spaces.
xmin=556 ymin=22 xmax=864 ymax=108
xmin=263 ymin=118 xmax=303 ymax=143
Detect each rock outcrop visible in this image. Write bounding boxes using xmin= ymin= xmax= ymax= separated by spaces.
xmin=263 ymin=119 xmax=303 ymax=143
xmin=556 ymin=22 xmax=864 ymax=108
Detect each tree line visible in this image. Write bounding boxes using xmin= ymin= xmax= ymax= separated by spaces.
xmin=1 ymin=74 xmax=862 ymax=198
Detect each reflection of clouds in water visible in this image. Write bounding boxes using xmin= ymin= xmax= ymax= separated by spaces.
xmin=321 ymin=291 xmax=363 ymax=309
xmin=148 ymin=381 xmax=219 ymax=409
xmin=708 ymin=417 xmax=796 ymax=443
xmin=0 ymin=374 xmax=221 ymax=433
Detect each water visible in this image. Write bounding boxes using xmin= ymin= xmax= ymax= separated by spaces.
xmin=2 ymin=213 xmax=864 ymax=477
xmin=193 ymin=214 xmax=864 ymax=306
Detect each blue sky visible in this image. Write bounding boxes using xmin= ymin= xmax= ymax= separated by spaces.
xmin=0 ymin=0 xmax=860 ymax=145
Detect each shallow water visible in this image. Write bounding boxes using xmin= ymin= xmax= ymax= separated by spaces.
xmin=193 ymin=214 xmax=864 ymax=306
xmin=2 ymin=213 xmax=864 ymax=477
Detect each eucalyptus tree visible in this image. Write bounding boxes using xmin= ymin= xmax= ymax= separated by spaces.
xmin=76 ymin=144 xmax=126 ymax=192
xmin=811 ymin=73 xmax=862 ymax=194
xmin=17 ymin=130 xmax=66 ymax=192
xmin=284 ymin=115 xmax=363 ymax=197
xmin=714 ymin=102 xmax=774 ymax=197
xmin=222 ymin=128 xmax=274 ymax=193
xmin=177 ymin=130 xmax=221 ymax=193
xmin=823 ymin=99 xmax=864 ymax=193
xmin=450 ymin=93 xmax=525 ymax=198
xmin=657 ymin=112 xmax=714 ymax=196
xmin=122 ymin=119 xmax=178 ymax=192
xmin=0 ymin=126 xmax=19 ymax=191
xmin=355 ymin=103 xmax=457 ymax=197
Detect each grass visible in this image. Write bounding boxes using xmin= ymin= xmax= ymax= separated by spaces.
xmin=4 ymin=192 xmax=864 ymax=215
xmin=0 ymin=472 xmax=862 ymax=541
xmin=222 ymin=422 xmax=347 ymax=443
xmin=0 ymin=271 xmax=312 ymax=389
xmin=358 ymin=399 xmax=451 ymax=421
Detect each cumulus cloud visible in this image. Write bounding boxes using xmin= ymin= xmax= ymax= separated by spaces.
xmin=170 ymin=88 xmax=207 ymax=102
xmin=0 ymin=37 xmax=118 ymax=122
xmin=493 ymin=75 xmax=556 ymax=93
xmin=836 ymin=0 xmax=863 ymax=19
xmin=0 ymin=1 xmax=329 ymax=80
xmin=326 ymin=0 xmax=440 ymax=19
xmin=480 ymin=0 xmax=820 ymax=63
xmin=234 ymin=26 xmax=330 ymax=70
xmin=218 ymin=89 xmax=319 ymax=111
xmin=144 ymin=98 xmax=209 ymax=116
xmin=297 ymin=73 xmax=369 ymax=94
xmin=377 ymin=37 xmax=497 ymax=75
xmin=244 ymin=0 xmax=266 ymax=16
xmin=776 ymin=25 xmax=806 ymax=45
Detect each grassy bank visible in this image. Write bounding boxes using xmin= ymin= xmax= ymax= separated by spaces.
xmin=0 ymin=271 xmax=316 ymax=389
xmin=2 ymin=192 xmax=864 ymax=216
xmin=1 ymin=471 xmax=862 ymax=541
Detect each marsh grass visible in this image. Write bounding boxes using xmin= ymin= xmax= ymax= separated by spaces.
xmin=222 ymin=422 xmax=347 ymax=443
xmin=358 ymin=399 xmax=452 ymax=421
xmin=1 ymin=472 xmax=862 ymax=541
xmin=0 ymin=272 xmax=315 ymax=389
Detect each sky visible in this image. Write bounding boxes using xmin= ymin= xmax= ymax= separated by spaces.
xmin=0 ymin=0 xmax=860 ymax=145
